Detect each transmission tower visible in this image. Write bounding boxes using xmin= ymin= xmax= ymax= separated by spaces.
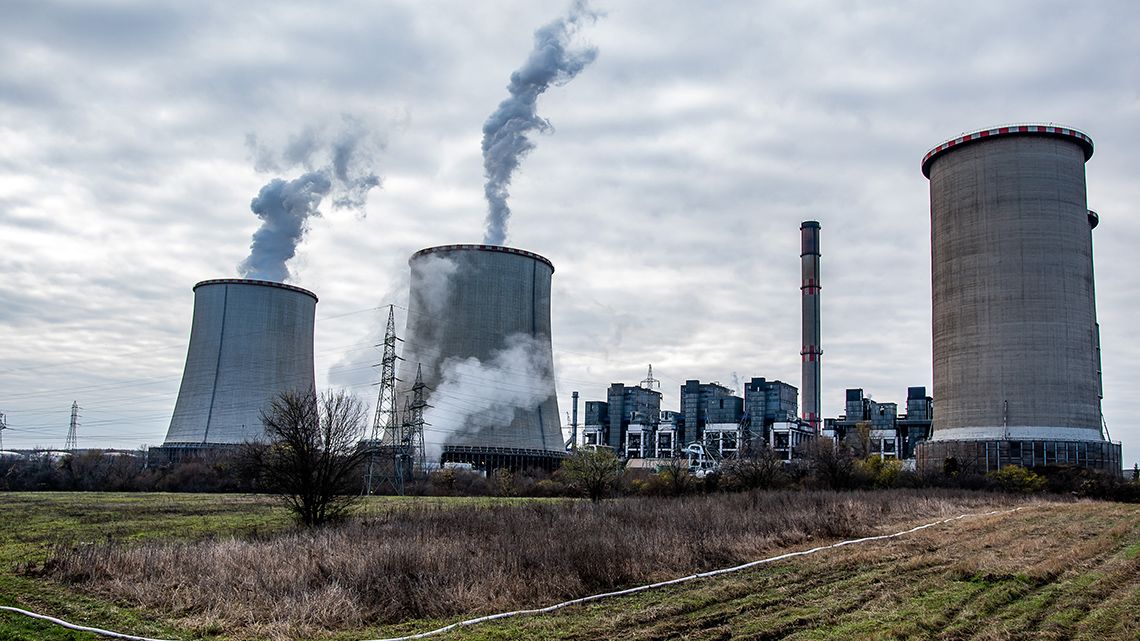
xmin=364 ymin=305 xmax=402 ymax=495
xmin=65 ymin=401 xmax=79 ymax=452
xmin=402 ymin=363 xmax=430 ymax=475
xmin=640 ymin=364 xmax=661 ymax=390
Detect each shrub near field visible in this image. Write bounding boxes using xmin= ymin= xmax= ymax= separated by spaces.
xmin=29 ymin=490 xmax=1033 ymax=640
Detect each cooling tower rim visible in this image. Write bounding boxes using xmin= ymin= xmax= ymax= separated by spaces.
xmin=192 ymin=278 xmax=318 ymax=302
xmin=410 ymin=244 xmax=555 ymax=272
xmin=922 ymin=123 xmax=1093 ymax=178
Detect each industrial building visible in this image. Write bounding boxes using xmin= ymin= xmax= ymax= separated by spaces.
xmin=159 ymin=278 xmax=317 ymax=457
xmin=580 ymin=383 xmax=665 ymax=458
xmin=398 ymin=244 xmax=565 ymax=471
xmin=823 ymin=387 xmax=932 ymax=460
xmin=916 ymin=124 xmax=1121 ymax=473
xmin=744 ymin=377 xmax=814 ymax=461
xmin=680 ymin=380 xmax=744 ymax=457
xmin=580 ymin=375 xmax=814 ymax=461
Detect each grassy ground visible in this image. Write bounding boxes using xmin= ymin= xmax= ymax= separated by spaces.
xmin=0 ymin=493 xmax=1136 ymax=640
xmin=0 ymin=492 xmax=524 ymax=640
xmin=0 ymin=493 xmax=291 ymax=641
xmin=451 ymin=502 xmax=1140 ymax=641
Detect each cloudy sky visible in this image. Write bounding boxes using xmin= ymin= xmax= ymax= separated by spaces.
xmin=2 ymin=0 xmax=1138 ymax=467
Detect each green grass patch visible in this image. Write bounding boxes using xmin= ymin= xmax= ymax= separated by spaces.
xmin=1 ymin=493 xmax=1135 ymax=641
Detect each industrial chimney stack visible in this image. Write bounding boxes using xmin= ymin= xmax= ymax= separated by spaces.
xmin=801 ymin=221 xmax=822 ymax=434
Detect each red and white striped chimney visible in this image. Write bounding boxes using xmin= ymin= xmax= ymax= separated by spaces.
xmin=800 ymin=221 xmax=822 ymax=433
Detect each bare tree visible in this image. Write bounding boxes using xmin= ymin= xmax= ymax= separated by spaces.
xmin=560 ymin=447 xmax=622 ymax=501
xmin=798 ymin=436 xmax=856 ymax=490
xmin=654 ymin=456 xmax=694 ymax=496
xmin=249 ymin=389 xmax=369 ymax=526
xmin=721 ymin=441 xmax=787 ymax=490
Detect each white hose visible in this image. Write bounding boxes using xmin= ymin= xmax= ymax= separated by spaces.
xmin=0 ymin=507 xmax=1022 ymax=641
xmin=0 ymin=605 xmax=176 ymax=641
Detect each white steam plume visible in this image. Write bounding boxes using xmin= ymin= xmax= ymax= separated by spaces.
xmin=480 ymin=0 xmax=599 ymax=245
xmin=239 ymin=117 xmax=382 ymax=282
xmin=423 ymin=333 xmax=555 ymax=466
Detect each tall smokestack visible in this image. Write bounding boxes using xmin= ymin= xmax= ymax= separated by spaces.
xmin=571 ymin=390 xmax=579 ymax=449
xmin=800 ymin=221 xmax=821 ymax=433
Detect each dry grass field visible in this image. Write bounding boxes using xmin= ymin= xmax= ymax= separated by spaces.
xmin=1 ymin=492 xmax=1137 ymax=640
xmin=465 ymin=501 xmax=1140 ymax=641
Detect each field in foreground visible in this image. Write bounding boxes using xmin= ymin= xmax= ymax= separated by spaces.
xmin=0 ymin=492 xmax=1137 ymax=640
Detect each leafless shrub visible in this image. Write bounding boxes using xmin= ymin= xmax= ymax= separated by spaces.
xmin=33 ymin=489 xmax=1036 ymax=638
xmin=246 ymin=389 xmax=370 ymax=526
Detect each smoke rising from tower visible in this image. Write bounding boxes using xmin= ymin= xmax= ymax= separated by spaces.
xmin=424 ymin=333 xmax=556 ymax=467
xmin=480 ymin=0 xmax=599 ymax=245
xmin=239 ymin=119 xmax=382 ymax=282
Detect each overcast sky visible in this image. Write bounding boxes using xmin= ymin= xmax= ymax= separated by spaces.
xmin=2 ymin=0 xmax=1138 ymax=467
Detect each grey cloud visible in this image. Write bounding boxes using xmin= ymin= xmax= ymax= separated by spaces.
xmin=2 ymin=0 xmax=1139 ymax=468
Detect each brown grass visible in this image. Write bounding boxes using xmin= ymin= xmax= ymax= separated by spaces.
xmin=32 ymin=490 xmax=1033 ymax=640
xmin=492 ymin=501 xmax=1139 ymax=641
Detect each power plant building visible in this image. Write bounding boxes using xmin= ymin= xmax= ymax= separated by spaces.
xmin=916 ymin=124 xmax=1121 ymax=473
xmin=607 ymin=383 xmax=663 ymax=457
xmin=579 ymin=385 xmax=664 ymax=458
xmin=398 ymin=244 xmax=564 ymax=471
xmin=162 ymin=279 xmax=317 ymax=450
xmin=743 ymin=377 xmax=799 ymax=438
xmin=743 ymin=377 xmax=814 ymax=460
xmin=579 ymin=375 xmax=809 ymax=460
xmin=824 ymin=387 xmax=933 ymax=460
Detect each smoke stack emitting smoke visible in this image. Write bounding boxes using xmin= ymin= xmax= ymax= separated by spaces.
xmin=239 ymin=120 xmax=382 ymax=283
xmin=481 ymin=1 xmax=600 ymax=245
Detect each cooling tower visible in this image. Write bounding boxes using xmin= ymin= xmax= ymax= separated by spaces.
xmin=800 ymin=221 xmax=821 ymax=434
xmin=916 ymin=124 xmax=1120 ymax=473
xmin=399 ymin=244 xmax=563 ymax=471
xmin=163 ymin=279 xmax=317 ymax=447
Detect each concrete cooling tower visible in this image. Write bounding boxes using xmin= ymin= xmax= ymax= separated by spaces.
xmin=163 ymin=279 xmax=317 ymax=449
xmin=916 ymin=124 xmax=1120 ymax=473
xmin=399 ymin=244 xmax=563 ymax=471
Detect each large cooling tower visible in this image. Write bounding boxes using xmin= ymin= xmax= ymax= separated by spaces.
xmin=917 ymin=124 xmax=1120 ymax=473
xmin=163 ymin=279 xmax=317 ymax=446
xmin=400 ymin=244 xmax=563 ymax=470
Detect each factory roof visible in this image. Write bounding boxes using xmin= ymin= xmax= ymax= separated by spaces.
xmin=193 ymin=278 xmax=318 ymax=302
xmin=411 ymin=244 xmax=555 ymax=272
xmin=921 ymin=123 xmax=1094 ymax=177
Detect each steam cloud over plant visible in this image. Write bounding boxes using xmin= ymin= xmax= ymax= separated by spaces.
xmin=481 ymin=0 xmax=599 ymax=245
xmin=424 ymin=333 xmax=556 ymax=465
xmin=239 ymin=119 xmax=382 ymax=282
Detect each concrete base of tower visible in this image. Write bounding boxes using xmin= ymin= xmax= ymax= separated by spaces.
xmin=441 ymin=445 xmax=566 ymax=473
xmin=916 ymin=439 xmax=1122 ymax=476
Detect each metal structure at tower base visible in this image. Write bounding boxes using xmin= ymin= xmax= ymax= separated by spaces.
xmin=440 ymin=445 xmax=564 ymax=473
xmin=916 ymin=439 xmax=1121 ymax=475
